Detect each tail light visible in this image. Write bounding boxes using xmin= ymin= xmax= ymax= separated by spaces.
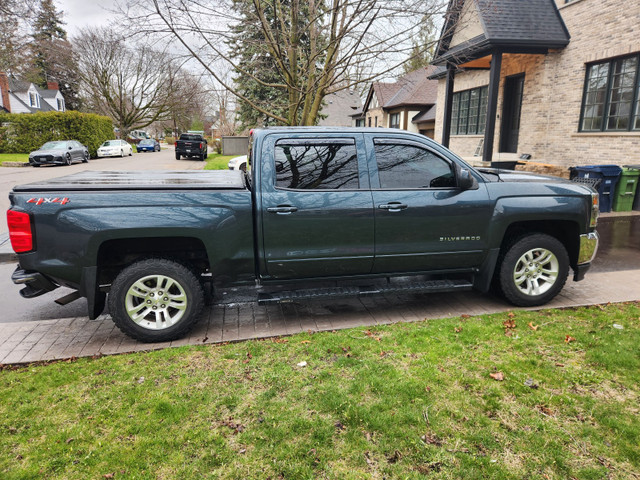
xmin=199 ymin=142 xmax=203 ymax=149
xmin=7 ymin=210 xmax=34 ymax=253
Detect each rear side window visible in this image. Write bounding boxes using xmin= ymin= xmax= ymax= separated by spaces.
xmin=274 ymin=139 xmax=359 ymax=190
xmin=374 ymin=141 xmax=455 ymax=189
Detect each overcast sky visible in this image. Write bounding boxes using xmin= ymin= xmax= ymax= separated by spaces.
xmin=57 ymin=0 xmax=118 ymax=36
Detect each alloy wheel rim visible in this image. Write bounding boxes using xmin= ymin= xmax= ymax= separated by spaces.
xmin=513 ymin=248 xmax=559 ymax=296
xmin=125 ymin=274 xmax=188 ymax=330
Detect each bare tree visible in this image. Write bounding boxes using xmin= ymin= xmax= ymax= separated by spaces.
xmin=119 ymin=0 xmax=447 ymax=126
xmin=74 ymin=28 xmax=180 ymax=138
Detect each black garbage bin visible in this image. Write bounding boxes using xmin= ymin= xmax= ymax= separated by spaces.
xmin=569 ymin=165 xmax=622 ymax=213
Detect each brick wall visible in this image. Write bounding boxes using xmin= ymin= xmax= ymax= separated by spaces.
xmin=434 ymin=0 xmax=640 ymax=168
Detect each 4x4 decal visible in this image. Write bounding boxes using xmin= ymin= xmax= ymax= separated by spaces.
xmin=27 ymin=197 xmax=70 ymax=206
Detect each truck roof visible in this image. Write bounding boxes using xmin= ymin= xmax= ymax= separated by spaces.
xmin=13 ymin=171 xmax=246 ymax=192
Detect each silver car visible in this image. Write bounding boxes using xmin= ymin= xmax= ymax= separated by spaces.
xmin=28 ymin=140 xmax=89 ymax=167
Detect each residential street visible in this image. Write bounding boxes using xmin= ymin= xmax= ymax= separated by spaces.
xmin=0 ymin=146 xmax=204 ymax=234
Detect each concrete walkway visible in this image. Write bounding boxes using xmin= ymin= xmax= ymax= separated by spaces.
xmin=1 ymin=268 xmax=639 ymax=366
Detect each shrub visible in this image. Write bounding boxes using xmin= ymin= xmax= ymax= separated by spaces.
xmin=0 ymin=111 xmax=114 ymax=157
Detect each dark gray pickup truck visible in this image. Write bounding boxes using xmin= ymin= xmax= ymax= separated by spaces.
xmin=7 ymin=127 xmax=599 ymax=342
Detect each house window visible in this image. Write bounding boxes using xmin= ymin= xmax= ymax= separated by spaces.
xmin=57 ymin=98 xmax=64 ymax=111
xmin=29 ymin=92 xmax=37 ymax=107
xmin=375 ymin=116 xmax=378 ymax=127
xmin=389 ymin=113 xmax=400 ymax=129
xmin=580 ymin=54 xmax=640 ymax=132
xmin=450 ymin=86 xmax=488 ymax=135
xmin=368 ymin=117 xmax=371 ymax=127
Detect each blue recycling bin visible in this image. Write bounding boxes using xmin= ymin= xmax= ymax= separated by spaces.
xmin=569 ymin=165 xmax=622 ymax=212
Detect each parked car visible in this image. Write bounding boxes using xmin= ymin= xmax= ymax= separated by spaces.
xmin=7 ymin=127 xmax=600 ymax=343
xmin=28 ymin=140 xmax=89 ymax=167
xmin=136 ymin=139 xmax=161 ymax=153
xmin=175 ymin=133 xmax=208 ymax=161
xmin=97 ymin=140 xmax=134 ymax=158
xmin=228 ymin=155 xmax=248 ymax=172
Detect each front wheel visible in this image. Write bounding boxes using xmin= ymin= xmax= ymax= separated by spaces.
xmin=175 ymin=153 xmax=181 ymax=160
xmin=498 ymin=233 xmax=569 ymax=307
xmin=65 ymin=153 xmax=72 ymax=166
xmin=108 ymin=259 xmax=205 ymax=342
xmin=82 ymin=152 xmax=89 ymax=163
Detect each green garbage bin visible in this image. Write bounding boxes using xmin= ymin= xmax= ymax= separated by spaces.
xmin=612 ymin=167 xmax=640 ymax=212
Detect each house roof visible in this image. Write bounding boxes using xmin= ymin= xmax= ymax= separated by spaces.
xmin=433 ymin=0 xmax=570 ymax=65
xmin=412 ymin=105 xmax=438 ymax=124
xmin=318 ymin=90 xmax=363 ymax=127
xmin=7 ymin=76 xmax=32 ymax=92
xmin=364 ymin=66 xmax=439 ymax=113
xmin=40 ymin=89 xmax=59 ymax=99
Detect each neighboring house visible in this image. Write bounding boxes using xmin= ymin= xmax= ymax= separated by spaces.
xmin=0 ymin=72 xmax=66 ymax=114
xmin=431 ymin=0 xmax=640 ymax=167
xmin=318 ymin=90 xmax=363 ymax=127
xmin=362 ymin=66 xmax=439 ymax=138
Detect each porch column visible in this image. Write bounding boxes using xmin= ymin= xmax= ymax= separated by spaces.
xmin=483 ymin=50 xmax=502 ymax=165
xmin=441 ymin=63 xmax=455 ymax=147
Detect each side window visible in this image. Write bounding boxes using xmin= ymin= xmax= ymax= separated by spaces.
xmin=274 ymin=140 xmax=360 ymax=190
xmin=374 ymin=141 xmax=456 ymax=189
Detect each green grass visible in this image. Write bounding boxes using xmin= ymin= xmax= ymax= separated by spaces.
xmin=1 ymin=302 xmax=639 ymax=479
xmin=204 ymin=153 xmax=237 ymax=170
xmin=0 ymin=153 xmax=29 ymax=166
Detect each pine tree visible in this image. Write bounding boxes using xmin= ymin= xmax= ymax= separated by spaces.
xmin=27 ymin=0 xmax=82 ymax=110
xmin=403 ymin=15 xmax=437 ymax=75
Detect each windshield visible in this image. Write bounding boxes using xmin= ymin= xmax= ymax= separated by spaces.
xmin=139 ymin=140 xmax=154 ymax=146
xmin=41 ymin=141 xmax=67 ymax=150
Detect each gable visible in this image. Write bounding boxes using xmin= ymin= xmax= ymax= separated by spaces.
xmin=449 ymin=0 xmax=484 ymax=49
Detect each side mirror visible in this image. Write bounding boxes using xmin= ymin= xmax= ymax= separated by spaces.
xmin=456 ymin=165 xmax=478 ymax=190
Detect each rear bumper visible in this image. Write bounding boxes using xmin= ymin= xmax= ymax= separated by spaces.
xmin=11 ymin=267 xmax=58 ymax=298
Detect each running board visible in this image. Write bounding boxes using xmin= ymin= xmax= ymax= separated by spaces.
xmin=258 ymin=279 xmax=473 ymax=305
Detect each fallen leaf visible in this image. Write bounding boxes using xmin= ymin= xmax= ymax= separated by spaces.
xmin=528 ymin=322 xmax=539 ymax=331
xmin=454 ymin=327 xmax=462 ymax=333
xmin=65 ymin=438 xmax=74 ymax=444
xmin=537 ymin=405 xmax=553 ymax=416
xmin=504 ymin=329 xmax=514 ymax=337
xmin=239 ymin=448 xmax=246 ymax=454
xmin=387 ymin=450 xmax=402 ymax=464
xmin=489 ymin=372 xmax=504 ymax=381
xmin=565 ymin=335 xmax=576 ymax=343
xmin=300 ymin=340 xmax=311 ymax=344
xmin=297 ymin=361 xmax=307 ymax=367
xmin=103 ymin=475 xmax=114 ymax=479
xmin=460 ymin=314 xmax=471 ymax=319
xmin=420 ymin=433 xmax=443 ymax=446
xmin=246 ymin=352 xmax=253 ymax=359
xmin=507 ymin=312 xmax=516 ymax=318
xmin=555 ymin=363 xmax=565 ymax=367
xmin=503 ymin=319 xmax=516 ymax=329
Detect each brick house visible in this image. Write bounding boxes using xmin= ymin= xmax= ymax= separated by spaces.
xmin=431 ymin=0 xmax=640 ymax=169
xmin=0 ymin=72 xmax=66 ymax=114
xmin=362 ymin=66 xmax=439 ymax=138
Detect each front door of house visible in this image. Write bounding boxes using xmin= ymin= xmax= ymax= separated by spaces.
xmin=500 ymin=74 xmax=524 ymax=153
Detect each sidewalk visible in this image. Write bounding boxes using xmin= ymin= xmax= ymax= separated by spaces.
xmin=2 ymin=268 xmax=639 ymax=366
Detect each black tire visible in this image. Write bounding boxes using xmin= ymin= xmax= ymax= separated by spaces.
xmin=199 ymin=153 xmax=205 ymax=161
xmin=240 ymin=163 xmax=247 ymax=173
xmin=120 ymin=150 xmax=124 ymax=157
xmin=108 ymin=258 xmax=205 ymax=342
xmin=175 ymin=153 xmax=181 ymax=160
xmin=497 ymin=233 xmax=569 ymax=307
xmin=65 ymin=153 xmax=72 ymax=166
xmin=82 ymin=152 xmax=89 ymax=163
xmin=129 ymin=149 xmax=133 ymax=156
xmin=204 ymin=151 xmax=208 ymax=159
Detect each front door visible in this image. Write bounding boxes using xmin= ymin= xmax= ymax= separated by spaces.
xmin=367 ymin=136 xmax=493 ymax=274
xmin=500 ymin=74 xmax=525 ymax=153
xmin=260 ymin=134 xmax=375 ymax=280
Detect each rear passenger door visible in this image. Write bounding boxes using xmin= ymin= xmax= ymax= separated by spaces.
xmin=368 ymin=136 xmax=492 ymax=274
xmin=260 ymin=134 xmax=374 ymax=279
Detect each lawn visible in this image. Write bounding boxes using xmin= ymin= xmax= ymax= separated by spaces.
xmin=204 ymin=153 xmax=237 ymax=170
xmin=0 ymin=153 xmax=29 ymax=166
xmin=1 ymin=302 xmax=639 ymax=479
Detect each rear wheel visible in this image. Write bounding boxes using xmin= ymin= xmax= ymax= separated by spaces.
xmin=175 ymin=153 xmax=181 ymax=160
xmin=498 ymin=233 xmax=569 ymax=307
xmin=108 ymin=258 xmax=205 ymax=342
xmin=120 ymin=150 xmax=124 ymax=157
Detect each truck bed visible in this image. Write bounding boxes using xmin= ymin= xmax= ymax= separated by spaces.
xmin=13 ymin=171 xmax=246 ymax=192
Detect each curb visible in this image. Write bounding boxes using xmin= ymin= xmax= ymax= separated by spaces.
xmin=1 ymin=162 xmax=30 ymax=168
xmin=0 ymin=234 xmax=17 ymax=264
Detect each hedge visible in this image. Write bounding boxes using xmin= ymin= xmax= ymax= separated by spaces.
xmin=0 ymin=111 xmax=115 ymax=157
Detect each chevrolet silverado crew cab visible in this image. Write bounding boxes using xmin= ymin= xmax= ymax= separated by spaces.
xmin=7 ymin=127 xmax=599 ymax=342
xmin=175 ymin=132 xmax=208 ymax=161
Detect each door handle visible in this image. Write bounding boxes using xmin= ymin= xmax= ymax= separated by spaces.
xmin=267 ymin=205 xmax=298 ymax=214
xmin=378 ymin=202 xmax=408 ymax=212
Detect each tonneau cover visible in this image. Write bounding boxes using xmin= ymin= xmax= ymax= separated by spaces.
xmin=13 ymin=170 xmax=246 ymax=192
